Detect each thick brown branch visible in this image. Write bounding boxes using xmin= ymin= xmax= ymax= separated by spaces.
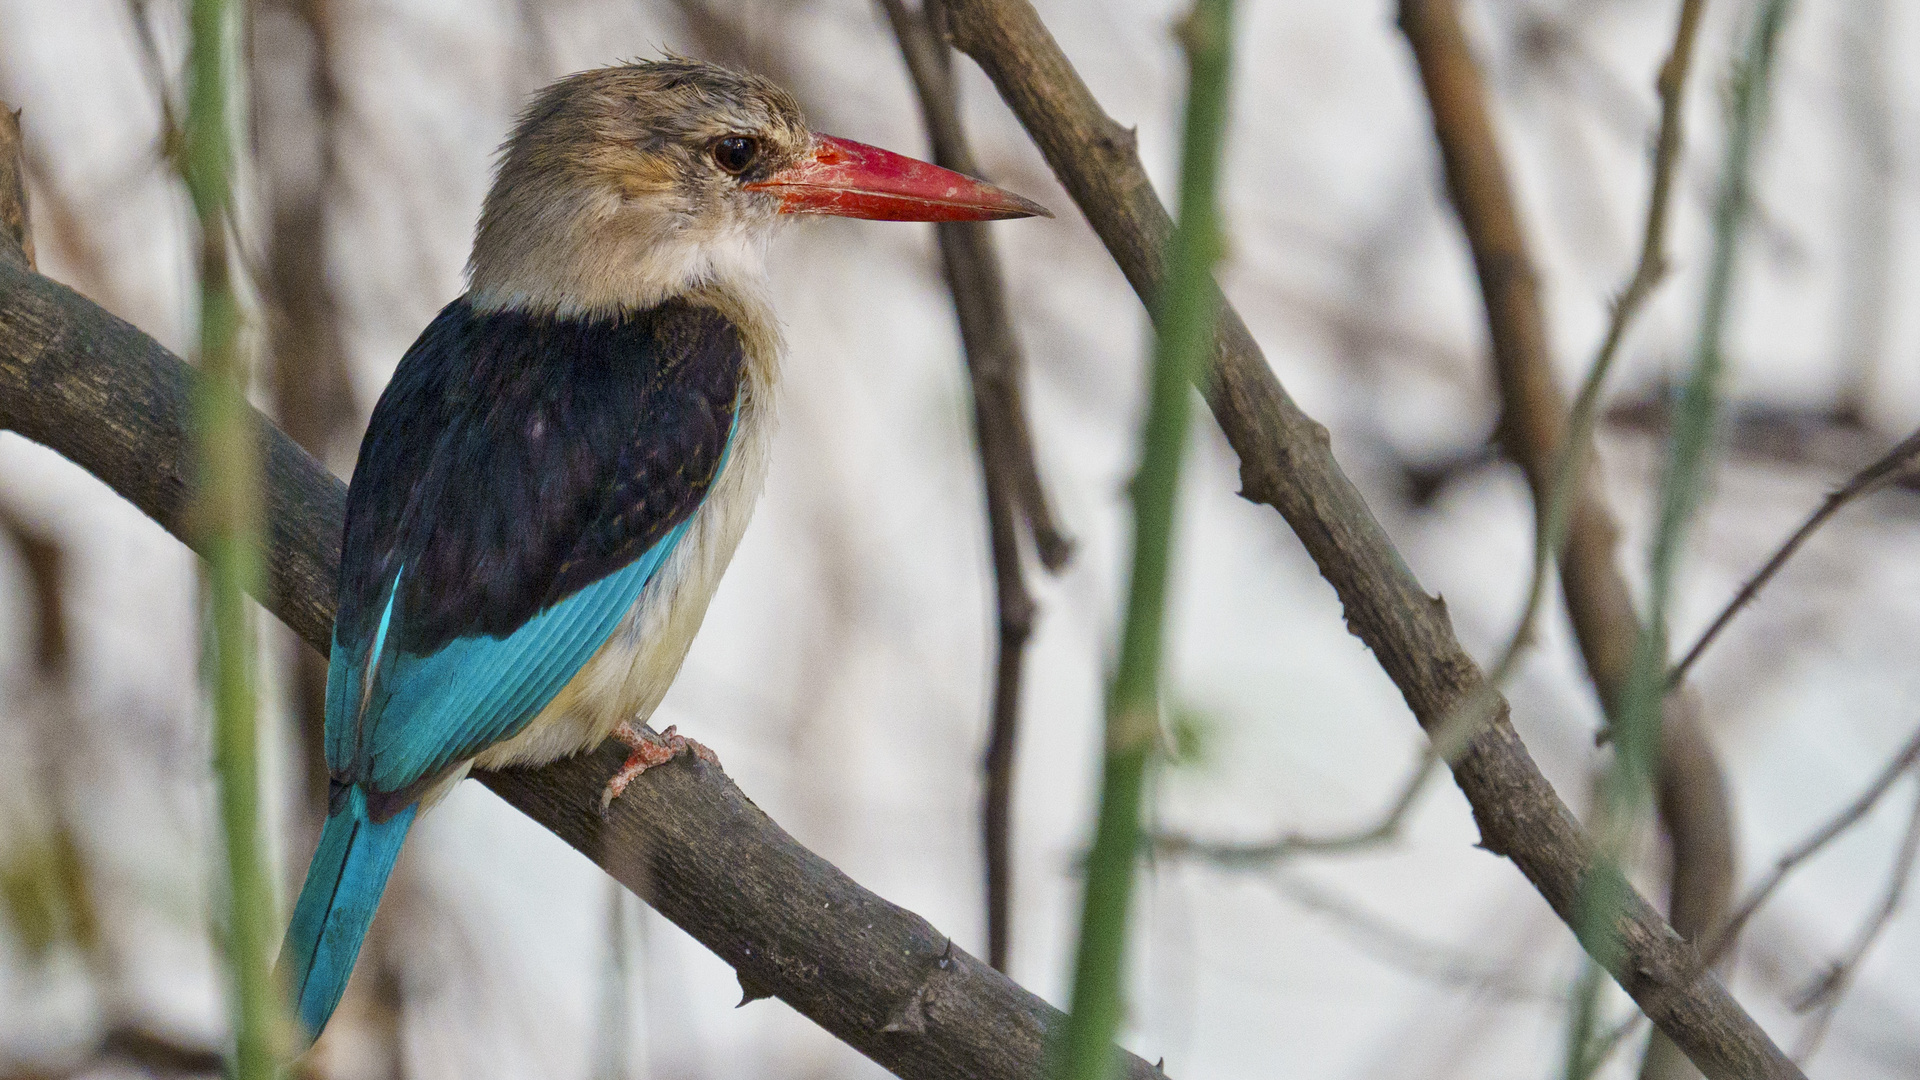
xmin=1395 ymin=5 xmax=1730 ymax=1077
xmin=941 ymin=3 xmax=1795 ymax=1077
xmin=0 ymin=172 xmax=1161 ymax=1080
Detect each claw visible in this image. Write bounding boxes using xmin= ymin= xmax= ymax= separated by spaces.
xmin=601 ymin=721 xmax=721 ymax=809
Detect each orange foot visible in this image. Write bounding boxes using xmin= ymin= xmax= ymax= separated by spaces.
xmin=602 ymin=721 xmax=721 ymax=808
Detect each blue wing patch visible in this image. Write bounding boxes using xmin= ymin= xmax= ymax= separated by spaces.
xmin=332 ymin=518 xmax=694 ymax=795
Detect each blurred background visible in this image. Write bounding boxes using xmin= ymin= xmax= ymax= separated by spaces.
xmin=0 ymin=0 xmax=1917 ymax=1077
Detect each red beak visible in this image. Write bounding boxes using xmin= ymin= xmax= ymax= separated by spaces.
xmin=747 ymin=135 xmax=1050 ymax=222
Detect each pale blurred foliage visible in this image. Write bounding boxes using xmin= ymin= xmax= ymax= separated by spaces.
xmin=0 ymin=1 xmax=1917 ymax=1078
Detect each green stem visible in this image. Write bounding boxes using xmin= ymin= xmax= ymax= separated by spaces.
xmin=186 ymin=1 xmax=275 ymax=1075
xmin=1057 ymin=3 xmax=1234 ymax=1079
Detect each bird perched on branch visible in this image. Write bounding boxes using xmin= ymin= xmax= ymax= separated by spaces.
xmin=276 ymin=57 xmax=1046 ymax=1044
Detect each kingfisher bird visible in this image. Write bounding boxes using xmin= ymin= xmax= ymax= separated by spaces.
xmin=276 ymin=57 xmax=1046 ymax=1043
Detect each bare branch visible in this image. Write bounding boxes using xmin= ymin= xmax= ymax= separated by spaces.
xmin=1590 ymin=720 xmax=1920 ymax=1072
xmin=941 ymin=2 xmax=1795 ymax=1077
xmin=1702 ymin=723 xmax=1920 ymax=973
xmin=1669 ymin=425 xmax=1920 ymax=687
xmin=880 ymin=0 xmax=1071 ymax=568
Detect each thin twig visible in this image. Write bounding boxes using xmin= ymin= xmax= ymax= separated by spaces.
xmin=1669 ymin=425 xmax=1920 ymax=687
xmin=1401 ymin=10 xmax=1738 ymax=1043
xmin=1790 ymin=782 xmax=1920 ymax=1061
xmin=0 ymin=109 xmax=34 ymax=269
xmin=1267 ymin=871 xmax=1563 ymax=1002
xmin=1154 ymin=677 xmax=1506 ymax=864
xmin=1702 ymin=723 xmax=1920 ymax=972
xmin=877 ymin=0 xmax=1070 ymax=975
xmin=123 ymin=0 xmax=184 ymax=167
xmin=253 ymin=0 xmax=360 ymax=816
xmin=1559 ymin=5 xmax=1716 ymax=1077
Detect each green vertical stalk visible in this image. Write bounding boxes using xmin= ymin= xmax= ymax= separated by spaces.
xmin=185 ymin=1 xmax=275 ymax=1076
xmin=1563 ymin=0 xmax=1796 ymax=1074
xmin=1057 ymin=3 xmax=1234 ymax=1079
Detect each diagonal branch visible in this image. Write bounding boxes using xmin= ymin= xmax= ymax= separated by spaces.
xmin=877 ymin=0 xmax=1070 ymax=974
xmin=940 ymin=2 xmax=1796 ymax=1077
xmin=1670 ymin=424 xmax=1920 ymax=687
xmin=0 ymin=112 xmax=1160 ymax=1080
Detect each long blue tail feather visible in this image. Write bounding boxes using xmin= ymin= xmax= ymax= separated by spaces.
xmin=276 ymin=786 xmax=416 ymax=1043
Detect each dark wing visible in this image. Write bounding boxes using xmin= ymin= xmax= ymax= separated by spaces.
xmin=324 ymin=298 xmax=745 ymax=804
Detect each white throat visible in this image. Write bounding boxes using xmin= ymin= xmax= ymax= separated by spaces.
xmin=467 ymin=187 xmax=780 ymax=319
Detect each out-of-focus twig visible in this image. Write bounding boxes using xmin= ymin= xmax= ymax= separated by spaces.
xmin=253 ymin=0 xmax=359 ymax=817
xmin=943 ymin=0 xmax=1800 ymax=1074
xmin=1703 ymin=723 xmax=1920 ymax=973
xmin=0 ymin=1025 xmax=229 ymax=1078
xmin=593 ymin=879 xmax=634 ymax=1080
xmin=663 ymin=0 xmax=807 ymax=105
xmin=124 ymin=0 xmax=185 ymax=167
xmin=1789 ymin=782 xmax=1920 ymax=1060
xmin=1832 ymin=0 xmax=1893 ymax=424
xmin=251 ymin=5 xmax=417 ymax=1071
xmin=1669 ymin=425 xmax=1920 ymax=687
xmin=1163 ymin=0 xmax=1719 ymax=884
xmin=1267 ymin=871 xmax=1562 ymax=1003
xmin=878 ymin=0 xmax=1069 ymax=976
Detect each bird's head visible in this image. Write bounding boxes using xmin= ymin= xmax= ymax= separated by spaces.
xmin=468 ymin=58 xmax=1047 ymax=317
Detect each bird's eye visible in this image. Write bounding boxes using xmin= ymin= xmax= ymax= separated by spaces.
xmin=713 ymin=136 xmax=759 ymax=175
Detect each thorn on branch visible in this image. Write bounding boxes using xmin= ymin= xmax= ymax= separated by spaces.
xmin=735 ymin=969 xmax=774 ymax=1008
xmin=1096 ymin=123 xmax=1138 ymax=158
xmin=880 ymin=937 xmax=957 ymax=1035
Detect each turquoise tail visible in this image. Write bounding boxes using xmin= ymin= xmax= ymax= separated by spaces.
xmin=276 ymin=785 xmax=417 ymax=1043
